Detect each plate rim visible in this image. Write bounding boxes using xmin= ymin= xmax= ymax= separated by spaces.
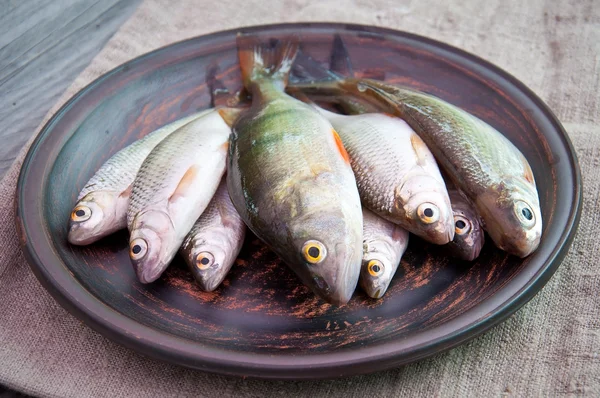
xmin=15 ymin=22 xmax=582 ymax=380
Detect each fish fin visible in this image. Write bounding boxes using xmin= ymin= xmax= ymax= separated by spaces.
xmin=329 ymin=34 xmax=354 ymax=77
xmin=410 ymin=133 xmax=430 ymax=167
xmin=218 ymin=107 xmax=243 ymax=127
xmin=206 ymin=62 xmax=230 ymax=108
xmin=237 ymin=34 xmax=299 ymax=90
xmin=169 ymin=165 xmax=200 ymax=205
xmin=289 ymin=46 xmax=342 ymax=86
xmin=331 ymin=128 xmax=351 ymax=164
xmin=119 ymin=183 xmax=133 ymax=199
xmin=520 ymin=154 xmax=536 ymax=185
xmin=207 ymin=62 xmax=249 ymax=108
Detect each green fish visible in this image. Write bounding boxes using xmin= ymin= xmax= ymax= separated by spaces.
xmin=225 ymin=36 xmax=363 ymax=305
xmin=292 ymin=70 xmax=541 ymax=258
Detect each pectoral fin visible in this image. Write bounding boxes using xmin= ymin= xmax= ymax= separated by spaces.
xmin=410 ymin=133 xmax=430 ymax=167
xmin=169 ymin=165 xmax=200 ymax=206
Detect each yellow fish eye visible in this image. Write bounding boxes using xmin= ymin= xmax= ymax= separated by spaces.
xmin=196 ymin=252 xmax=215 ymax=270
xmin=454 ymin=215 xmax=471 ymax=235
xmin=367 ymin=260 xmax=384 ymax=277
xmin=129 ymin=238 xmax=148 ymax=260
xmin=417 ymin=203 xmax=440 ymax=224
xmin=302 ymin=240 xmax=327 ymax=264
xmin=71 ymin=205 xmax=91 ymax=222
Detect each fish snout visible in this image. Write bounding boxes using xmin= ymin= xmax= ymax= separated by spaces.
xmin=129 ymin=211 xmax=175 ymax=283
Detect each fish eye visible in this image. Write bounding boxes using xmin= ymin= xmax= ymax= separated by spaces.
xmin=417 ymin=203 xmax=440 ymax=224
xmin=302 ymin=240 xmax=327 ymax=264
xmin=196 ymin=252 xmax=215 ymax=270
xmin=515 ymin=200 xmax=536 ymax=228
xmin=71 ymin=205 xmax=91 ymax=222
xmin=129 ymin=238 xmax=148 ymax=260
xmin=454 ymin=215 xmax=471 ymax=235
xmin=367 ymin=260 xmax=384 ymax=277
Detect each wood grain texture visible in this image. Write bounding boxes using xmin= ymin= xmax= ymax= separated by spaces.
xmin=0 ymin=0 xmax=141 ymax=179
xmin=15 ymin=24 xmax=581 ymax=379
xmin=0 ymin=0 xmax=140 ymax=394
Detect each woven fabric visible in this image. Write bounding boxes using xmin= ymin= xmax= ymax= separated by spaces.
xmin=1 ymin=0 xmax=598 ymax=396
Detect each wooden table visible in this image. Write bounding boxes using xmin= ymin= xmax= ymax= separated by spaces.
xmin=0 ymin=1 xmax=141 ymax=395
xmin=0 ymin=0 xmax=141 ymax=179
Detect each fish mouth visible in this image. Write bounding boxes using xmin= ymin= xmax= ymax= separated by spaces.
xmin=365 ymin=282 xmax=389 ymax=299
xmin=309 ymin=275 xmax=354 ymax=306
xmin=423 ymin=225 xmax=454 ymax=245
xmin=134 ymin=262 xmax=164 ymax=284
xmin=498 ymin=236 xmax=537 ymax=258
xmin=192 ymin=271 xmax=222 ymax=292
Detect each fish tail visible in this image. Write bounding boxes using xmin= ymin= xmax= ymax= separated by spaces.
xmin=329 ymin=34 xmax=354 ymax=77
xmin=237 ymin=34 xmax=299 ymax=90
xmin=289 ymin=48 xmax=342 ymax=86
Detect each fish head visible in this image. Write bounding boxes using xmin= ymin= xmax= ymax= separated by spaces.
xmin=448 ymin=205 xmax=485 ymax=261
xmin=287 ymin=208 xmax=362 ymax=306
xmin=184 ymin=229 xmax=236 ymax=291
xmin=475 ymin=178 xmax=542 ymax=258
xmin=67 ymin=191 xmax=124 ymax=245
xmin=128 ymin=209 xmax=176 ymax=283
xmin=395 ymin=176 xmax=455 ymax=245
xmin=359 ymin=235 xmax=401 ymax=299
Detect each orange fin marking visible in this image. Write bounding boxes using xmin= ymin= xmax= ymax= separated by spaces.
xmin=332 ymin=129 xmax=350 ymax=164
xmin=218 ymin=107 xmax=243 ymax=127
xmin=169 ymin=165 xmax=200 ymax=204
xmin=410 ymin=133 xmax=429 ymax=167
xmin=521 ymin=155 xmax=536 ymax=185
xmin=119 ymin=183 xmax=133 ymax=199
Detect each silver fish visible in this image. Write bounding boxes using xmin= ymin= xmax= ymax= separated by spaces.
xmin=127 ymin=109 xmax=231 ymax=283
xmin=360 ymin=208 xmax=409 ymax=299
xmin=315 ymin=105 xmax=454 ymax=245
xmin=180 ymin=179 xmax=246 ymax=291
xmin=68 ymin=112 xmax=208 ymax=245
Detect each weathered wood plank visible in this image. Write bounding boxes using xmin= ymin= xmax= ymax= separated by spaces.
xmin=0 ymin=0 xmax=141 ymax=179
xmin=0 ymin=1 xmax=140 ymax=394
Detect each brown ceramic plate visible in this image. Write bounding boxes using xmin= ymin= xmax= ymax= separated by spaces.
xmin=16 ymin=23 xmax=581 ymax=380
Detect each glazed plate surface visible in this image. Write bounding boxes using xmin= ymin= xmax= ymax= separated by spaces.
xmin=16 ymin=23 xmax=581 ymax=379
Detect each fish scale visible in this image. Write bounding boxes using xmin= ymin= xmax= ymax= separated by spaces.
xmin=127 ymin=109 xmax=231 ymax=283
xmin=78 ymin=112 xmax=206 ymax=200
xmin=180 ymin=180 xmax=246 ymax=291
xmin=294 ymin=76 xmax=541 ymax=257
xmin=360 ymin=207 xmax=409 ymax=299
xmin=127 ymin=111 xmax=228 ymax=227
xmin=315 ymin=107 xmax=454 ymax=244
xmin=182 ymin=180 xmax=239 ymax=247
xmin=228 ymin=35 xmax=363 ymax=305
xmin=374 ymin=86 xmax=529 ymax=195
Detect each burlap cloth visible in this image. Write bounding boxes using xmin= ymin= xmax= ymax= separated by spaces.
xmin=1 ymin=0 xmax=598 ymax=396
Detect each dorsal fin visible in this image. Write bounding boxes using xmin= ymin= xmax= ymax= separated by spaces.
xmin=329 ymin=34 xmax=354 ymax=77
